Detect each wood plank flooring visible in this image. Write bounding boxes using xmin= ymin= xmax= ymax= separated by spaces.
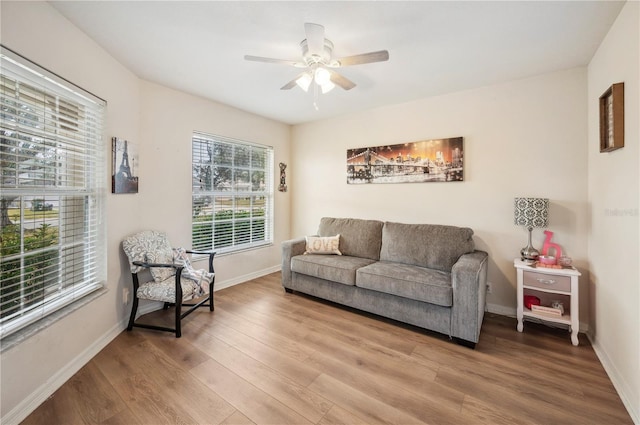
xmin=22 ymin=272 xmax=632 ymax=424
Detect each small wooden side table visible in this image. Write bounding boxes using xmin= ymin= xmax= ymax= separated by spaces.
xmin=514 ymin=259 xmax=582 ymax=346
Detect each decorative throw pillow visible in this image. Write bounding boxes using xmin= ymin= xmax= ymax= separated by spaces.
xmin=172 ymin=247 xmax=214 ymax=298
xmin=172 ymin=247 xmax=192 ymax=268
xmin=145 ymin=245 xmax=175 ymax=283
xmin=304 ymin=234 xmax=342 ymax=255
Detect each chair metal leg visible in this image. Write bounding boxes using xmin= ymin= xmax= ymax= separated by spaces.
xmin=175 ymin=269 xmax=183 ymax=338
xmin=127 ymin=296 xmax=139 ymax=331
xmin=175 ymin=301 xmax=182 ymax=338
xmin=209 ymin=280 xmax=215 ymax=311
xmin=127 ymin=273 xmax=141 ymax=331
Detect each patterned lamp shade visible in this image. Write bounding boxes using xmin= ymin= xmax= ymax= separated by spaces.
xmin=514 ymin=198 xmax=549 ymax=229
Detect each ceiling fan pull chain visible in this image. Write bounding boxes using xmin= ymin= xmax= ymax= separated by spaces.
xmin=313 ymin=83 xmax=320 ymax=110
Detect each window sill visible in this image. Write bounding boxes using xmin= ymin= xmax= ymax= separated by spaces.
xmin=190 ymin=242 xmax=274 ymax=262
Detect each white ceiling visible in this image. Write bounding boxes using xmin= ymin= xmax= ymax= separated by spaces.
xmin=50 ymin=1 xmax=625 ymax=125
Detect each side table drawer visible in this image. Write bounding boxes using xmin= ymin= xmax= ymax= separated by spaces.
xmin=523 ymin=270 xmax=570 ymax=292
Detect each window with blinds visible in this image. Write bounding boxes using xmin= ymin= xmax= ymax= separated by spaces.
xmin=192 ymin=132 xmax=274 ymax=254
xmin=0 ymin=46 xmax=106 ymax=338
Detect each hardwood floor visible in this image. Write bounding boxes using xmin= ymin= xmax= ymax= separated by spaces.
xmin=22 ymin=272 xmax=632 ymax=424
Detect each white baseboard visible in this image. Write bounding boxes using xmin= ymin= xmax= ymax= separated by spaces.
xmin=1 ymin=265 xmax=282 ymax=425
xmin=215 ymin=265 xmax=281 ymax=291
xmin=587 ymin=334 xmax=639 ymax=425
xmin=1 ymin=320 xmax=126 ymax=425
xmin=485 ymin=303 xmax=589 ymax=334
xmin=486 ymin=303 xmax=516 ymax=317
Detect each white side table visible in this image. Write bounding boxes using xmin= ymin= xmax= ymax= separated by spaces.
xmin=514 ymin=259 xmax=582 ymax=346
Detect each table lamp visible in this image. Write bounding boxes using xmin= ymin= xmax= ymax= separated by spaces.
xmin=514 ymin=197 xmax=549 ymax=261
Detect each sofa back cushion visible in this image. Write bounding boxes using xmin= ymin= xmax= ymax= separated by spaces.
xmin=380 ymin=222 xmax=475 ymax=272
xmin=318 ymin=217 xmax=383 ymax=260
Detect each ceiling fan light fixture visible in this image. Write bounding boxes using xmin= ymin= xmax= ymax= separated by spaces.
xmin=245 ymin=23 xmax=389 ymax=96
xmin=320 ymin=80 xmax=335 ymax=94
xmin=295 ymin=73 xmax=312 ymax=92
xmin=314 ymin=67 xmax=331 ymax=85
xmin=314 ymin=67 xmax=335 ymax=93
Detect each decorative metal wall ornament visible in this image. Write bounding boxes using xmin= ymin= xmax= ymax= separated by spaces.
xmin=278 ymin=162 xmax=287 ymax=192
xmin=347 ymin=137 xmax=463 ymax=184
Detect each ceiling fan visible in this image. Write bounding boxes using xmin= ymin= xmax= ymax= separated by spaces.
xmin=244 ymin=23 xmax=389 ymax=94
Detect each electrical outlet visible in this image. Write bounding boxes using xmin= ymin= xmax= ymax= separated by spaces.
xmin=123 ymin=288 xmax=130 ymax=305
xmin=486 ymin=282 xmax=492 ymax=294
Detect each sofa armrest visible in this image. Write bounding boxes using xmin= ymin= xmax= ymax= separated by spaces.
xmin=281 ymin=237 xmax=307 ymax=288
xmin=450 ymin=250 xmax=489 ymax=344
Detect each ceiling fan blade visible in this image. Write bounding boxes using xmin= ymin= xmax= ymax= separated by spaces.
xmin=327 ymin=69 xmax=356 ymax=90
xmin=333 ymin=50 xmax=389 ymax=67
xmin=280 ymin=78 xmax=298 ymax=90
xmin=244 ymin=55 xmax=304 ymax=67
xmin=281 ymin=72 xmax=310 ymax=90
xmin=304 ymin=23 xmax=325 ymax=57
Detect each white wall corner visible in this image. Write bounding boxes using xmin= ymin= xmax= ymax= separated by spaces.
xmin=587 ymin=334 xmax=639 ymax=424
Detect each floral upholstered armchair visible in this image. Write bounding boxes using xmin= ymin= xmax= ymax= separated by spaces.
xmin=122 ymin=230 xmax=215 ymax=337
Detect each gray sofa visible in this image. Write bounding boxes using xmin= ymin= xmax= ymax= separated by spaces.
xmin=281 ymin=217 xmax=489 ymax=347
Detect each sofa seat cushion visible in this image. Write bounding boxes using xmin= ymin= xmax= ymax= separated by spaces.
xmin=291 ymin=255 xmax=377 ymax=286
xmin=355 ymin=261 xmax=453 ymax=307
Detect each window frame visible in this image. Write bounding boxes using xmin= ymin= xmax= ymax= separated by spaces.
xmin=191 ymin=132 xmax=274 ymax=255
xmin=0 ymin=46 xmax=106 ymax=339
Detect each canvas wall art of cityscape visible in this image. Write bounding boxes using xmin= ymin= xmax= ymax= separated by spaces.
xmin=112 ymin=137 xmax=139 ymax=194
xmin=346 ymin=137 xmax=463 ymax=184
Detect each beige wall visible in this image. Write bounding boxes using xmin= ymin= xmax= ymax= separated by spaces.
xmin=137 ymin=80 xmax=290 ymax=287
xmin=1 ymin=0 xmax=637 ymax=424
xmin=1 ymin=1 xmax=141 ymax=421
xmin=0 ymin=2 xmax=290 ymax=423
xmin=587 ymin=1 xmax=639 ymax=421
xmin=291 ymin=68 xmax=589 ymax=322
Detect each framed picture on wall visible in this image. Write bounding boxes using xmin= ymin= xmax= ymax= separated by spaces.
xmin=347 ymin=137 xmax=464 ymax=184
xmin=112 ymin=137 xmax=139 ymax=193
xmin=599 ymin=82 xmax=624 ymax=153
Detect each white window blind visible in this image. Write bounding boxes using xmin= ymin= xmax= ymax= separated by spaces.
xmin=192 ymin=132 xmax=274 ymax=254
xmin=0 ymin=46 xmax=106 ymax=338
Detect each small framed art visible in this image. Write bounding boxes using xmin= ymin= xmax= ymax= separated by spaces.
xmin=599 ymin=82 xmax=624 ymax=153
xmin=112 ymin=137 xmax=139 ymax=193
